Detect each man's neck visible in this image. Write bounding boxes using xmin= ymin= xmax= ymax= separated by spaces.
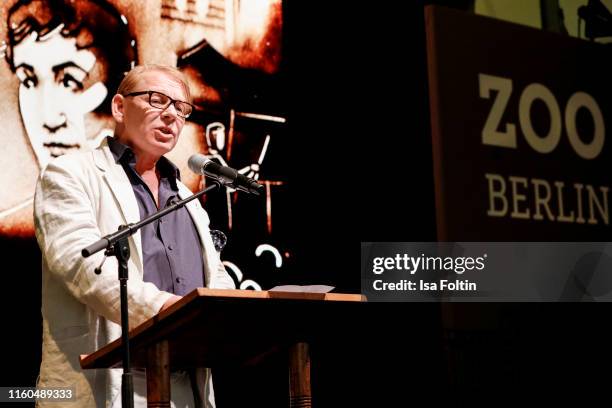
xmin=134 ymin=155 xmax=159 ymax=177
xmin=113 ymin=134 xmax=160 ymax=176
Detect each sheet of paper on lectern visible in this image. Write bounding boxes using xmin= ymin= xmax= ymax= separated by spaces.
xmin=269 ymin=285 xmax=335 ymax=293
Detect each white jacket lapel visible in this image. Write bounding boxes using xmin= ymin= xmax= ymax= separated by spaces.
xmin=93 ymin=139 xmax=144 ymax=270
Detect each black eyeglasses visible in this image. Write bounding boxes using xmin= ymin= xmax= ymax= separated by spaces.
xmin=124 ymin=90 xmax=194 ymax=119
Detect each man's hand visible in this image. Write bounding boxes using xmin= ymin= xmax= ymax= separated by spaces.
xmin=159 ymin=294 xmax=182 ymax=313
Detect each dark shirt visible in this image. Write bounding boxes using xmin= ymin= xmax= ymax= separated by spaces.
xmin=107 ymin=136 xmax=205 ymax=295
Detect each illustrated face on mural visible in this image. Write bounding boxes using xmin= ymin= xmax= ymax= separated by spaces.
xmin=0 ymin=0 xmax=136 ymax=235
xmin=12 ymin=27 xmax=108 ymax=168
xmin=5 ymin=0 xmax=137 ymax=170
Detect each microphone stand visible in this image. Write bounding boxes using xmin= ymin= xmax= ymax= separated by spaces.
xmin=81 ymin=182 xmax=220 ymax=407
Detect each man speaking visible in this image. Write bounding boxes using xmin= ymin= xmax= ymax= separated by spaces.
xmin=34 ymin=64 xmax=235 ymax=407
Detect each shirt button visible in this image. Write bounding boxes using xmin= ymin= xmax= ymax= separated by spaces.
xmin=168 ymin=245 xmax=173 ymax=250
xmin=176 ymin=277 xmax=182 ymax=283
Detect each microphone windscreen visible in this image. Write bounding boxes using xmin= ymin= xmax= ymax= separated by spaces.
xmin=188 ymin=154 xmax=209 ymax=174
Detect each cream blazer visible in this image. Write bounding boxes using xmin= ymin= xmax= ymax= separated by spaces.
xmin=34 ymin=138 xmax=235 ymax=407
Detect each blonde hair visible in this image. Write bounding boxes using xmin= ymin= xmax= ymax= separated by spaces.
xmin=116 ymin=64 xmax=191 ymax=102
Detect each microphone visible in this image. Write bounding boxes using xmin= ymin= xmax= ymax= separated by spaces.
xmin=188 ymin=154 xmax=264 ymax=195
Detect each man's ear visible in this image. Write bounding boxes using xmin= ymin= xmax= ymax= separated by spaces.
xmin=111 ymin=94 xmax=125 ymax=123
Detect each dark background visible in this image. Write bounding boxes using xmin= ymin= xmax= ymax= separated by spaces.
xmin=275 ymin=0 xmax=612 ymax=405
xmin=4 ymin=0 xmax=612 ymax=406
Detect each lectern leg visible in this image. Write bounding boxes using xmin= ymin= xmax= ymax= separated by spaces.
xmin=289 ymin=342 xmax=311 ymax=408
xmin=146 ymin=340 xmax=171 ymax=408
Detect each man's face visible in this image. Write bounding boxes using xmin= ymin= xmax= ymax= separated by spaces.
xmin=12 ymin=29 xmax=108 ymax=168
xmin=116 ymin=71 xmax=187 ymax=159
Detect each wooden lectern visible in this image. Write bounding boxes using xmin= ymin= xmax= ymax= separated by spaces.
xmin=80 ymin=288 xmax=364 ymax=407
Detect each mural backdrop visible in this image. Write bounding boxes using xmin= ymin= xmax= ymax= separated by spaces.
xmin=0 ymin=0 xmax=291 ymax=292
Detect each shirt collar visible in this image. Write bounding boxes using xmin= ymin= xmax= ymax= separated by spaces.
xmin=106 ymin=136 xmax=181 ymax=184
